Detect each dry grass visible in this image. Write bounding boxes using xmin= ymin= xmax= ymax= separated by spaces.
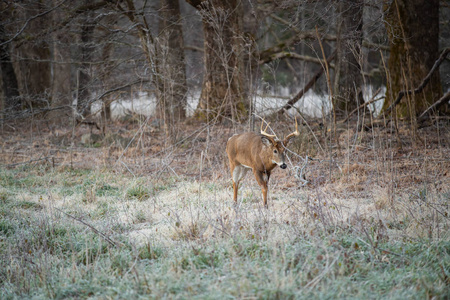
xmin=0 ymin=118 xmax=449 ymax=298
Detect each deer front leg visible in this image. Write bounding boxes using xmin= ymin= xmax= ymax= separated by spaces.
xmin=230 ymin=164 xmax=239 ymax=203
xmin=253 ymin=170 xmax=269 ymax=208
xmin=232 ymin=181 xmax=238 ymax=202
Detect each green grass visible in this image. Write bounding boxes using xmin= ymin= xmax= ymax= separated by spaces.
xmin=0 ymin=166 xmax=449 ymax=299
xmin=126 ymin=184 xmax=150 ymax=201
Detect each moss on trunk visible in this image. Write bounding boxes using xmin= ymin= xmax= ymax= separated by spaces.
xmin=382 ymin=0 xmax=441 ymax=118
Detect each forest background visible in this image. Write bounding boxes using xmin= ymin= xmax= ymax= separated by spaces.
xmin=0 ymin=0 xmax=449 ymax=298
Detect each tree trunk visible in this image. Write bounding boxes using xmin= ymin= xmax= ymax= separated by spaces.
xmin=333 ymin=0 xmax=364 ymax=117
xmin=0 ymin=24 xmax=20 ymax=113
xmin=242 ymin=0 xmax=259 ymax=121
xmin=100 ymin=41 xmax=114 ymax=127
xmin=382 ymin=0 xmax=441 ymax=118
xmin=186 ymin=0 xmax=247 ymax=122
xmin=13 ymin=1 xmax=52 ymax=113
xmin=77 ymin=6 xmax=95 ymax=118
xmin=49 ymin=0 xmax=73 ymax=126
xmin=158 ymin=0 xmax=188 ymax=124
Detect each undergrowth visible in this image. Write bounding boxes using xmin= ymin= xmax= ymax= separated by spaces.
xmin=0 ymin=166 xmax=449 ymax=299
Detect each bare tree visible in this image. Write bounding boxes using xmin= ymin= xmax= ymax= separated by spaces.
xmin=13 ymin=1 xmax=52 ymax=113
xmin=382 ymin=0 xmax=442 ymax=118
xmin=49 ymin=0 xmax=72 ymax=125
xmin=99 ymin=36 xmax=115 ymax=125
xmin=158 ymin=0 xmax=188 ymax=125
xmin=0 ymin=23 xmax=20 ymax=113
xmin=333 ymin=0 xmax=364 ymax=116
xmin=1 ymin=0 xmax=448 ymax=135
xmin=186 ymin=0 xmax=248 ymax=122
xmin=76 ymin=2 xmax=96 ymax=119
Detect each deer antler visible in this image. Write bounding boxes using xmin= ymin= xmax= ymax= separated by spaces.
xmin=284 ymin=117 xmax=300 ymax=143
xmin=260 ymin=119 xmax=277 ymax=139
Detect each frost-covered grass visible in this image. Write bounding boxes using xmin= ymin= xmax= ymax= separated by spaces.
xmin=1 ymin=165 xmax=448 ymax=299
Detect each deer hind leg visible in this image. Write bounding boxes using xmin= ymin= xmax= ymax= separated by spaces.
xmin=232 ymin=165 xmax=248 ymax=202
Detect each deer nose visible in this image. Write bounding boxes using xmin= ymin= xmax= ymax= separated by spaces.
xmin=280 ymin=163 xmax=287 ymax=169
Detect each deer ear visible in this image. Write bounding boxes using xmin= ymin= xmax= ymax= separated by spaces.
xmin=261 ymin=136 xmax=273 ymax=147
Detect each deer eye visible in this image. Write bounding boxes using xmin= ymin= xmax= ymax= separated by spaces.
xmin=273 ymin=149 xmax=278 ymax=154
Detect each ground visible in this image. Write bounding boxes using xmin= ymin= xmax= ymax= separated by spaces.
xmin=0 ymin=117 xmax=449 ymax=298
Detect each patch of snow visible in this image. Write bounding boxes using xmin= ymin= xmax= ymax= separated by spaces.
xmin=91 ymin=86 xmax=385 ymax=119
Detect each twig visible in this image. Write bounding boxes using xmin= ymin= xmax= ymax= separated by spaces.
xmin=418 ymin=90 xmax=450 ymax=121
xmin=341 ymin=88 xmax=383 ymax=123
xmin=268 ymin=13 xmax=390 ymax=51
xmin=315 ymin=26 xmax=338 ymax=158
xmin=0 ymin=105 xmax=72 ymax=122
xmin=2 ymin=156 xmax=54 ymax=168
xmin=121 ymin=161 xmax=136 ymax=177
xmin=184 ymin=45 xmax=204 ymax=52
xmin=293 ymin=155 xmax=309 ymax=186
xmin=315 ymin=28 xmax=334 ymax=106
xmin=259 ymin=51 xmax=336 ymax=66
xmin=305 ymin=251 xmax=341 ymax=289
xmin=290 ymin=106 xmax=325 ymax=155
xmin=56 ymin=208 xmax=122 ymax=247
xmin=0 ymin=0 xmax=68 ymax=47
xmin=277 ymin=50 xmax=336 ymax=116
xmin=382 ymin=47 xmax=450 ymax=117
xmin=11 ymin=1 xmax=108 ymax=49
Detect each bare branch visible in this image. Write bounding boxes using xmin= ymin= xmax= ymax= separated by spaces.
xmin=277 ymin=50 xmax=336 ymax=116
xmin=185 ymin=0 xmax=205 ymax=9
xmin=382 ymin=47 xmax=450 ymax=117
xmin=0 ymin=0 xmax=68 ymax=47
xmin=2 ymin=156 xmax=54 ymax=168
xmin=259 ymin=51 xmax=335 ymax=66
xmin=269 ymin=13 xmax=389 ymax=51
xmin=185 ymin=45 xmax=204 ymax=52
xmin=341 ymin=88 xmax=383 ymax=123
xmin=56 ymin=208 xmax=122 ymax=248
xmin=11 ymin=1 xmax=109 ymax=48
xmin=418 ymin=90 xmax=450 ymax=121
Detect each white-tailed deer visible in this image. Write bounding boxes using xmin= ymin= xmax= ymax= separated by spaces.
xmin=226 ymin=119 xmax=299 ymax=208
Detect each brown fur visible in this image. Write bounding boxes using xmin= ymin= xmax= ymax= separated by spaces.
xmin=226 ymin=132 xmax=291 ymax=208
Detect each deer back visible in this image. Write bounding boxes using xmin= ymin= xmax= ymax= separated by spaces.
xmin=226 ymin=132 xmax=282 ymax=172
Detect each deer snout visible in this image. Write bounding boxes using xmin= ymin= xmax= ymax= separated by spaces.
xmin=280 ymin=163 xmax=287 ymax=169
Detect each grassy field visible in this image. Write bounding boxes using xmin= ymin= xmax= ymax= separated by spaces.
xmin=0 ymin=121 xmax=449 ymax=299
